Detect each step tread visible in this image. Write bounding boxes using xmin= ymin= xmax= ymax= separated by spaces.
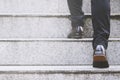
xmin=0 ymin=66 xmax=120 ymax=73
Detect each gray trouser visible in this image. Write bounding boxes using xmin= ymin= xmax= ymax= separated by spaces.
xmin=67 ymin=0 xmax=110 ymax=49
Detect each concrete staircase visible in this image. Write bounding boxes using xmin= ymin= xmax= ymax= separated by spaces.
xmin=0 ymin=0 xmax=120 ymax=79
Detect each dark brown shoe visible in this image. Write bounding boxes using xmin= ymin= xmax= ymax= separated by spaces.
xmin=93 ymin=45 xmax=109 ymax=68
xmin=68 ymin=26 xmax=83 ymax=39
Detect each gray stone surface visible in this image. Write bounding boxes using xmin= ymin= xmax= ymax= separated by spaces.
xmin=0 ymin=67 xmax=120 ymax=80
xmin=0 ymin=17 xmax=120 ymax=38
xmin=0 ymin=0 xmax=119 ymax=14
xmin=0 ymin=65 xmax=120 ymax=80
xmin=0 ymin=38 xmax=120 ymax=65
xmin=0 ymin=66 xmax=120 ymax=80
xmin=0 ymin=17 xmax=71 ymax=38
xmin=0 ymin=73 xmax=120 ymax=80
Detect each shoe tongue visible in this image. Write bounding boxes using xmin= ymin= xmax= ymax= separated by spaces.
xmin=96 ymin=45 xmax=105 ymax=50
xmin=95 ymin=45 xmax=105 ymax=55
xmin=96 ymin=46 xmax=102 ymax=51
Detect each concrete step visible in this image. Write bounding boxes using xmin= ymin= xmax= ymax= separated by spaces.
xmin=0 ymin=16 xmax=119 ymax=38
xmin=0 ymin=66 xmax=120 ymax=80
xmin=0 ymin=0 xmax=119 ymax=14
xmin=0 ymin=38 xmax=120 ymax=65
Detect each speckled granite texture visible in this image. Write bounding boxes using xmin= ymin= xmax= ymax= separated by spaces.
xmin=0 ymin=73 xmax=120 ymax=80
xmin=0 ymin=0 xmax=119 ymax=14
xmin=0 ymin=17 xmax=120 ymax=38
xmin=0 ymin=39 xmax=119 ymax=65
xmin=0 ymin=0 xmax=120 ymax=79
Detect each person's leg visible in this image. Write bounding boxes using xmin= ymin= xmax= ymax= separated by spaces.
xmin=91 ymin=0 xmax=110 ymax=49
xmin=67 ymin=0 xmax=84 ymax=38
xmin=91 ymin=0 xmax=110 ymax=68
xmin=67 ymin=0 xmax=84 ymax=27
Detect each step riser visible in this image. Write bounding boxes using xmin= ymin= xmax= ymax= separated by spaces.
xmin=0 ymin=40 xmax=119 ymax=65
xmin=0 ymin=73 xmax=119 ymax=80
xmin=0 ymin=0 xmax=119 ymax=14
xmin=0 ymin=17 xmax=120 ymax=38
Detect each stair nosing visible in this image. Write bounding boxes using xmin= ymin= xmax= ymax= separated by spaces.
xmin=0 ymin=13 xmax=120 ymax=17
xmin=0 ymin=38 xmax=120 ymax=42
xmin=0 ymin=66 xmax=120 ymax=74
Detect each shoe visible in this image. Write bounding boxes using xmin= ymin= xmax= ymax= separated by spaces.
xmin=68 ymin=26 xmax=83 ymax=39
xmin=93 ymin=45 xmax=109 ymax=68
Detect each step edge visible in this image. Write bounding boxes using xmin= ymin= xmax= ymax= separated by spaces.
xmin=0 ymin=66 xmax=120 ymax=74
xmin=0 ymin=13 xmax=120 ymax=17
xmin=0 ymin=38 xmax=120 ymax=42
